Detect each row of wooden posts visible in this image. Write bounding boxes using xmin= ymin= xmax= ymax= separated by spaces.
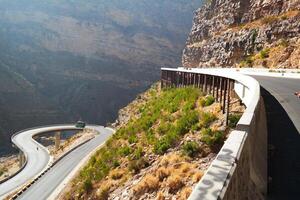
xmin=161 ymin=69 xmax=235 ymax=125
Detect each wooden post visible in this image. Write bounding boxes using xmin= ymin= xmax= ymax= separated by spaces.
xmin=225 ymin=79 xmax=231 ymax=125
xmin=180 ymin=72 xmax=182 ymax=87
xmin=216 ymin=77 xmax=219 ymax=101
xmin=230 ymin=80 xmax=235 ymax=98
xmin=161 ymin=70 xmax=164 ymax=88
xmin=200 ymin=74 xmax=203 ymax=90
xmin=171 ymin=71 xmax=173 ymax=87
xmin=222 ymin=78 xmax=228 ymax=114
xmin=203 ymin=74 xmax=207 ymax=93
xmin=212 ymin=76 xmax=215 ymax=98
xmin=219 ymin=77 xmax=223 ymax=103
xmin=207 ymin=76 xmax=211 ymax=94
xmin=172 ymin=71 xmax=175 ymax=87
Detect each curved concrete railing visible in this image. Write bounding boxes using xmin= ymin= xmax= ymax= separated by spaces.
xmin=162 ymin=68 xmax=267 ymax=200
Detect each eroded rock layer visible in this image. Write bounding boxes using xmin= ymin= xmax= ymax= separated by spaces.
xmin=183 ymin=0 xmax=300 ymax=68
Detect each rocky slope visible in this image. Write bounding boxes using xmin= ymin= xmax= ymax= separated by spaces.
xmin=182 ymin=0 xmax=300 ymax=68
xmin=60 ymin=83 xmax=244 ymax=200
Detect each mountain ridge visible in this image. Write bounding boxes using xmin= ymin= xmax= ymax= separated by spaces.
xmin=0 ymin=0 xmax=203 ymax=155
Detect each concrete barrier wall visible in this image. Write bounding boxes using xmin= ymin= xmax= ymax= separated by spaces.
xmin=161 ymin=68 xmax=267 ymax=200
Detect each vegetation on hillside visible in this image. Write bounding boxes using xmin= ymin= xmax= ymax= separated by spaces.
xmin=64 ymin=84 xmax=232 ymax=199
xmin=0 ymin=166 xmax=7 ymax=177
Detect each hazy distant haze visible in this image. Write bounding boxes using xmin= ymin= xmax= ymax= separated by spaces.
xmin=0 ymin=0 xmax=202 ymax=155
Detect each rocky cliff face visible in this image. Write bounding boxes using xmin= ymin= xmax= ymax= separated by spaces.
xmin=182 ymin=0 xmax=300 ymax=68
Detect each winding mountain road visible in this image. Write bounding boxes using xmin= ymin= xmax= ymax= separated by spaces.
xmin=17 ymin=125 xmax=113 ymax=200
xmin=252 ymin=76 xmax=300 ymax=199
xmin=0 ymin=125 xmax=114 ymax=200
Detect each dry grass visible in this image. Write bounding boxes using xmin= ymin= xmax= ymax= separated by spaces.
xmin=156 ymin=167 xmax=171 ymax=181
xmin=133 ymin=174 xmax=160 ymax=196
xmin=179 ymin=163 xmax=192 ymax=174
xmin=156 ymin=191 xmax=165 ymax=200
xmin=251 ymin=42 xmax=297 ymax=68
xmin=96 ymin=183 xmax=110 ymax=200
xmin=167 ymin=174 xmax=184 ymax=194
xmin=178 ymin=187 xmax=192 ymax=200
xmin=161 ymin=153 xmax=185 ymax=167
xmin=110 ymin=169 xmax=125 ymax=180
xmin=192 ymin=171 xmax=204 ymax=183
xmin=227 ymin=10 xmax=300 ymax=34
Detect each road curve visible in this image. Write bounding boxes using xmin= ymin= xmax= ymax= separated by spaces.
xmin=0 ymin=125 xmax=82 ymax=199
xmin=0 ymin=125 xmax=111 ymax=200
xmin=16 ymin=125 xmax=113 ymax=200
xmin=253 ymin=76 xmax=300 ymax=199
xmin=253 ymin=76 xmax=300 ymax=133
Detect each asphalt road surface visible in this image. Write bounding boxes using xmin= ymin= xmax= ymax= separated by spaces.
xmin=253 ymin=76 xmax=300 ymax=199
xmin=0 ymin=125 xmax=82 ymax=199
xmin=16 ymin=125 xmax=113 ymax=200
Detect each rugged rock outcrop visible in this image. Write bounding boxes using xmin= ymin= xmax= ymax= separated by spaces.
xmin=182 ymin=0 xmax=300 ymax=68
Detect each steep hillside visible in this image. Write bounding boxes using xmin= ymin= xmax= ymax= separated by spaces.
xmin=0 ymin=0 xmax=202 ymax=155
xmin=61 ymin=84 xmax=244 ymax=199
xmin=182 ymin=0 xmax=300 ymax=68
xmin=0 ymin=63 xmax=70 ymax=155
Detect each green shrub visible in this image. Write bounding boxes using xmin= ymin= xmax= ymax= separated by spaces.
xmin=118 ymin=146 xmax=132 ymax=157
xmin=157 ymin=121 xmax=171 ymax=135
xmin=228 ymin=114 xmax=242 ymax=128
xmin=139 ymin=116 xmax=155 ymax=131
xmin=200 ymin=112 xmax=217 ymax=128
xmin=245 ymin=56 xmax=253 ymax=65
xmin=205 ymin=96 xmax=215 ymax=106
xmin=176 ymin=111 xmax=199 ymax=135
xmin=259 ymin=49 xmax=270 ymax=59
xmin=168 ymin=102 xmax=179 ymax=113
xmin=199 ymin=98 xmax=206 ymax=107
xmin=113 ymin=160 xmax=120 ymax=168
xmin=199 ymin=96 xmax=215 ymax=107
xmin=145 ymin=129 xmax=157 ymax=145
xmin=83 ymin=179 xmax=93 ymax=193
xmin=154 ymin=137 xmax=172 ymax=155
xmin=128 ymin=134 xmax=138 ymax=144
xmin=132 ymin=147 xmax=143 ymax=160
xmin=182 ymin=141 xmax=199 ymax=157
xmin=191 ymin=123 xmax=200 ymax=131
xmin=201 ymin=128 xmax=224 ymax=146
xmin=183 ymin=101 xmax=195 ymax=112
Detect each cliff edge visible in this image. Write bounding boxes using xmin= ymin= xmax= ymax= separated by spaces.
xmin=182 ymin=0 xmax=300 ymax=68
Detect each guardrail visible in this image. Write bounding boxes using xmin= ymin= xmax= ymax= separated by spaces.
xmin=10 ymin=132 xmax=93 ymax=200
xmin=1 ymin=124 xmax=83 ymax=199
xmin=161 ymin=68 xmax=267 ymax=200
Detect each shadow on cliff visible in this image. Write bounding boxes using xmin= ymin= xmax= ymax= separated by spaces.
xmin=261 ymin=87 xmax=300 ymax=199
